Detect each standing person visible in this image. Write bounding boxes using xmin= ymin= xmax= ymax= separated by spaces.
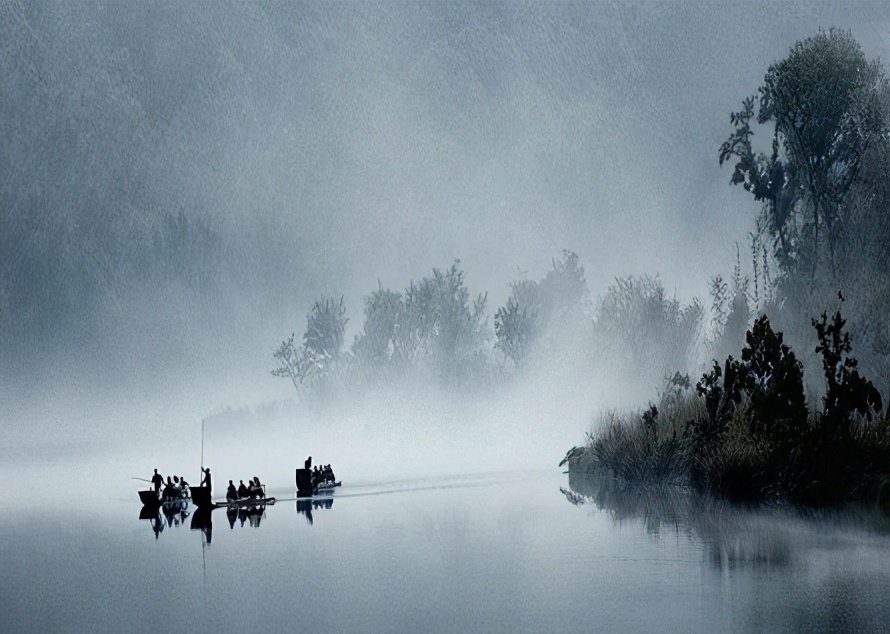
xmin=151 ymin=469 xmax=164 ymax=495
xmin=238 ymin=479 xmax=249 ymax=499
xmin=226 ymin=480 xmax=237 ymax=502
xmin=202 ymin=467 xmax=212 ymax=494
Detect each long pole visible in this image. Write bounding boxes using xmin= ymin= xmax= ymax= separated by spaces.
xmin=200 ymin=418 xmax=205 ymax=483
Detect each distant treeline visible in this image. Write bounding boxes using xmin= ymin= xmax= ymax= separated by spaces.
xmin=272 ymin=252 xmax=708 ymax=401
xmin=273 ymin=30 xmax=889 ymax=412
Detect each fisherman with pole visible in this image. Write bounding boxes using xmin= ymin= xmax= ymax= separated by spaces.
xmin=201 ymin=467 xmax=212 ymax=494
xmin=199 ymin=418 xmax=212 ymax=495
xmin=151 ymin=469 xmax=164 ymax=495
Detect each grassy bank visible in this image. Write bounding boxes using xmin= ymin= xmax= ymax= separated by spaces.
xmin=563 ymin=312 xmax=890 ymax=509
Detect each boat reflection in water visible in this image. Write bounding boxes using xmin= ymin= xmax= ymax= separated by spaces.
xmin=138 ymin=498 xmax=191 ymax=540
xmin=190 ymin=506 xmax=213 ymax=544
xmin=294 ymin=497 xmax=334 ymax=526
xmin=226 ymin=503 xmax=270 ymax=530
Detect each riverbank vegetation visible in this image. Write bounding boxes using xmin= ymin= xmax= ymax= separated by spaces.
xmin=269 ymin=30 xmax=890 ymax=507
xmin=563 ymin=311 xmax=890 ymax=507
xmin=563 ymin=29 xmax=890 ymax=507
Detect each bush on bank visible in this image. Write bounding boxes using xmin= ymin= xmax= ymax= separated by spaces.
xmin=563 ymin=311 xmax=890 ymax=507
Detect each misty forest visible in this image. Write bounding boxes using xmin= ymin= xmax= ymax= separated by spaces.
xmin=270 ymin=27 xmax=890 ymax=508
xmin=2 ymin=3 xmax=890 ymax=632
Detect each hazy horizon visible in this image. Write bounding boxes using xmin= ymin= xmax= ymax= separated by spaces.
xmin=2 ymin=1 xmax=887 ymax=473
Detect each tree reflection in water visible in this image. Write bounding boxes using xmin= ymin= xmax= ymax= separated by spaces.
xmin=565 ymin=471 xmax=890 ymax=570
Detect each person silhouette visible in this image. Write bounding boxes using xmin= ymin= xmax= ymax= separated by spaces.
xmin=201 ymin=467 xmax=212 ymax=493
xmin=151 ymin=469 xmax=164 ymax=494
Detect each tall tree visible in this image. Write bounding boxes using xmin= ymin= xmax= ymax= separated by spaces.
xmin=720 ymin=28 xmax=888 ymax=278
xmin=272 ymin=296 xmax=347 ymax=399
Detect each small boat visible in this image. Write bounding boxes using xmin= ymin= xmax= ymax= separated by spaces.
xmin=139 ymin=489 xmax=161 ymax=506
xmin=295 ymin=467 xmax=341 ymax=498
xmin=190 ymin=486 xmax=212 ymax=508
xmin=139 ymin=489 xmax=190 ymax=509
xmin=224 ymin=496 xmax=277 ymax=509
xmin=314 ymin=481 xmax=341 ymax=494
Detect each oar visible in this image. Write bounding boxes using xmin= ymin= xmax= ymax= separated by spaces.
xmin=132 ymin=477 xmax=152 ymax=483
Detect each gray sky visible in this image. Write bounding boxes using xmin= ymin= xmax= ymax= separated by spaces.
xmin=1 ymin=1 xmax=888 ymax=449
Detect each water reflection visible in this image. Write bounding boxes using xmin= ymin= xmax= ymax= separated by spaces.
xmin=566 ymin=471 xmax=890 ymax=571
xmin=139 ymin=499 xmax=191 ymax=539
xmin=294 ymin=497 xmax=334 ymax=525
xmin=226 ymin=503 xmax=269 ymax=529
xmin=190 ymin=507 xmax=213 ymax=543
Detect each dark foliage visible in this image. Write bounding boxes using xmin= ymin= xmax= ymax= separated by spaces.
xmin=573 ymin=311 xmax=890 ymax=508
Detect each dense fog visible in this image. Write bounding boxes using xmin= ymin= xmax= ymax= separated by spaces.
xmin=1 ymin=2 xmax=887 ymax=482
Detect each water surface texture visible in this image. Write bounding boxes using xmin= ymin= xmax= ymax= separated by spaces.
xmin=3 ymin=468 xmax=889 ymax=632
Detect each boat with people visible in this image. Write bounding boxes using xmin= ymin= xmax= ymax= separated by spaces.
xmin=225 ymin=495 xmax=277 ymax=509
xmin=218 ymin=476 xmax=276 ymax=509
xmin=295 ymin=459 xmax=341 ymax=497
xmin=139 ymin=473 xmax=194 ymax=507
xmin=139 ymin=489 xmax=190 ymax=511
xmin=138 ymin=469 xmax=273 ymax=511
xmin=314 ymin=480 xmax=341 ymax=494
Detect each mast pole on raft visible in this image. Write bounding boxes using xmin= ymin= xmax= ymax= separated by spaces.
xmin=200 ymin=418 xmax=205 ymax=483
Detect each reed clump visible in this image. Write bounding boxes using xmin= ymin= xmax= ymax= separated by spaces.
xmin=565 ymin=311 xmax=890 ymax=507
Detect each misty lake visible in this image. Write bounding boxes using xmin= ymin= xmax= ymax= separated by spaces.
xmin=3 ymin=462 xmax=890 ymax=633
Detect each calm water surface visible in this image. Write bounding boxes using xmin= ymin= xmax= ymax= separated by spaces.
xmin=2 ymin=466 xmax=890 ymax=632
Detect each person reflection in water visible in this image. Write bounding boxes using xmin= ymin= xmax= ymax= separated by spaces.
xmin=227 ymin=507 xmax=237 ymax=530
xmin=163 ymin=502 xmax=178 ymax=528
xmin=150 ymin=509 xmax=164 ymax=539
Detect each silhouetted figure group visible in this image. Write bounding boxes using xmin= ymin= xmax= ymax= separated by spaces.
xmin=226 ymin=476 xmax=265 ymax=501
xmin=311 ymin=464 xmax=336 ymax=487
xmin=153 ymin=469 xmax=190 ymax=500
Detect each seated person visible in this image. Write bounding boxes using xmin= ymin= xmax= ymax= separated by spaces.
xmin=162 ymin=476 xmax=177 ymax=499
xmin=226 ymin=480 xmax=237 ymax=502
xmin=237 ymin=479 xmax=249 ymax=499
